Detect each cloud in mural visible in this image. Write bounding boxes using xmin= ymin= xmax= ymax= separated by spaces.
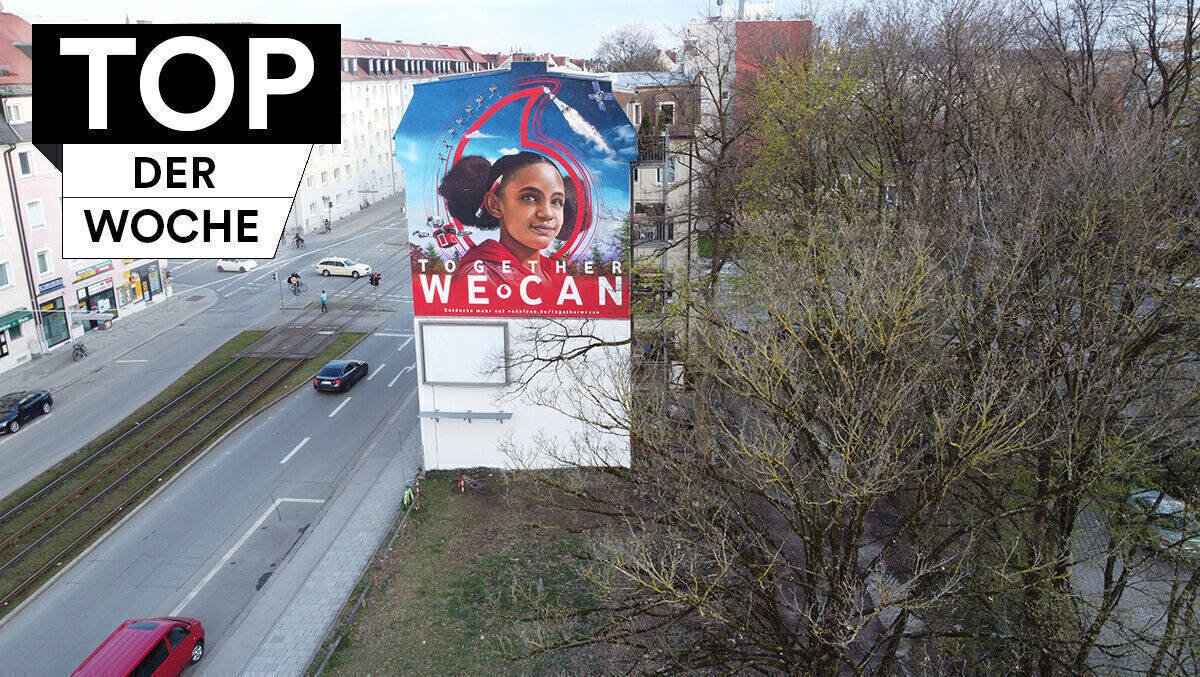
xmin=498 ymin=147 xmax=520 ymax=155
xmin=465 ymin=130 xmax=497 ymax=139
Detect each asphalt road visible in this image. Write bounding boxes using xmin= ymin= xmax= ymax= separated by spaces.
xmin=0 ymin=198 xmax=408 ymax=500
xmin=0 ymin=198 xmax=416 ymax=674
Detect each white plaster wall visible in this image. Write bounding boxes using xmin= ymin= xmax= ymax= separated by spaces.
xmin=416 ymin=316 xmax=631 ymax=469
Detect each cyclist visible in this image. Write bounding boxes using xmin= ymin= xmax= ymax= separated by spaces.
xmin=288 ymin=271 xmax=302 ymax=292
xmin=293 ymin=232 xmax=305 ymax=248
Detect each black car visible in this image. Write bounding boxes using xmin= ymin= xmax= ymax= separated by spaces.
xmin=313 ymin=360 xmax=369 ymax=392
xmin=0 ymin=390 xmax=52 ymax=433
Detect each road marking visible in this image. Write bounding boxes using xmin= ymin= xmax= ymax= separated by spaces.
xmin=396 ymin=337 xmax=413 ymax=352
xmin=280 ymin=436 xmax=311 ymax=464
xmin=114 ymin=359 xmax=148 ymax=363
xmin=388 ymin=362 xmax=416 ymax=387
xmin=374 ymin=332 xmax=410 ymax=337
xmin=178 ymin=259 xmax=198 ymax=265
xmin=328 ymin=397 xmax=352 ymax=417
xmin=366 ymin=363 xmax=385 ymax=380
xmin=170 ymin=497 xmax=325 ymax=615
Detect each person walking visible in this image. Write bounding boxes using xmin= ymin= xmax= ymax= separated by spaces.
xmin=320 ymin=290 xmax=328 ymax=312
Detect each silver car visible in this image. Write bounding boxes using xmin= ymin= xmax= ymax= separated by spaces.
xmin=1129 ymin=489 xmax=1200 ymax=558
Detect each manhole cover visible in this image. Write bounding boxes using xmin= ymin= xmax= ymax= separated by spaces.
xmin=187 ymin=295 xmax=205 ymax=302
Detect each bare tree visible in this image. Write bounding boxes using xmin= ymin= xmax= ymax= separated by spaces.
xmin=595 ymin=23 xmax=664 ymax=72
xmin=504 ymin=1 xmax=1200 ymax=674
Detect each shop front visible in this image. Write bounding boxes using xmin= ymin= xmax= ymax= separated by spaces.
xmin=76 ymin=278 xmax=116 ymax=332
xmin=37 ymin=285 xmax=71 ymax=349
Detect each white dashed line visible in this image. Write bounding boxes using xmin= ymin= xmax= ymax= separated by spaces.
xmin=170 ymin=497 xmax=325 ymax=615
xmin=280 ymin=436 xmax=311 ymax=464
xmin=114 ymin=359 xmax=148 ymax=363
xmin=396 ymin=337 xmax=413 ymax=352
xmin=328 ymin=397 xmax=352 ymax=417
xmin=366 ymin=363 xmax=385 ymax=380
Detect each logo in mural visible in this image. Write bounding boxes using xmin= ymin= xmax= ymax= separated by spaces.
xmin=395 ymin=62 xmax=635 ymax=318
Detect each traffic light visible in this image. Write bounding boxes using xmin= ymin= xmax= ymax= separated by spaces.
xmin=368 ymin=273 xmax=381 ymax=286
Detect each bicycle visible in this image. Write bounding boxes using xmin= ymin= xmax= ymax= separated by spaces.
xmin=290 ymin=237 xmax=306 ymax=250
xmin=290 ymin=281 xmax=309 ymax=296
xmin=71 ymin=342 xmax=88 ymax=361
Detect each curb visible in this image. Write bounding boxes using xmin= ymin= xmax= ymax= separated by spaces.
xmin=0 ymin=328 xmax=374 ymax=629
xmin=26 ymin=287 xmax=218 ymax=396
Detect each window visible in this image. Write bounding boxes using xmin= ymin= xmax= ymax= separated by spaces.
xmin=320 ymin=171 xmax=328 ymax=184
xmin=309 ymin=202 xmax=318 ymax=215
xmin=25 ymin=200 xmax=45 ymax=229
xmin=130 ymin=640 xmax=170 ymax=677
xmin=654 ymin=167 xmax=663 ymax=184
xmin=318 ymin=144 xmax=325 ymax=156
xmin=307 ymin=176 xmax=314 ymax=188
xmin=659 ymin=102 xmax=675 ymax=125
xmin=34 ymin=249 xmax=51 ymax=276
xmin=166 ymin=625 xmax=190 ymax=649
xmin=335 ymin=193 xmax=343 ymax=205
xmin=8 ymin=323 xmax=20 ymax=340
xmin=628 ymin=102 xmax=642 ymax=125
xmin=345 ymin=164 xmax=351 ymax=177
xmin=333 ymin=168 xmax=340 ymax=180
xmin=340 ymin=113 xmax=347 ymax=127
xmin=3 ymin=103 xmax=19 ymax=122
xmin=16 ymin=151 xmax=32 ymax=177
xmin=0 ymin=261 xmax=10 ymax=288
xmin=0 ymin=333 xmax=7 ymax=358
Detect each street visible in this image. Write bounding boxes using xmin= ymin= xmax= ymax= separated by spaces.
xmin=0 ymin=197 xmax=420 ymax=674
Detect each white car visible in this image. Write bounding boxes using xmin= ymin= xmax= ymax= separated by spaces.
xmin=316 ymin=257 xmax=373 ymax=279
xmin=217 ymin=259 xmax=257 ymax=272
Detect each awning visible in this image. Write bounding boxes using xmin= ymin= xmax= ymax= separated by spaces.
xmin=0 ymin=309 xmax=33 ymax=332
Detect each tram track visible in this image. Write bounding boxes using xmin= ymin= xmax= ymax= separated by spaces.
xmin=0 ymin=250 xmax=414 ymax=616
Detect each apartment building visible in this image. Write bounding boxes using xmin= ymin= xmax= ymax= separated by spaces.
xmin=290 ymin=38 xmax=494 ymax=235
xmin=0 ymin=12 xmax=169 ymax=370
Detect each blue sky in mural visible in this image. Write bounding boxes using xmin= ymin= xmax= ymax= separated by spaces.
xmin=395 ymin=62 xmax=636 ymax=263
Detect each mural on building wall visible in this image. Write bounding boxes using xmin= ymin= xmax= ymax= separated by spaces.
xmin=395 ymin=62 xmax=635 ymax=318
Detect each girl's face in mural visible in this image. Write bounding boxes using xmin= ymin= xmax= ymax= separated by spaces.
xmin=485 ymin=162 xmax=565 ymax=254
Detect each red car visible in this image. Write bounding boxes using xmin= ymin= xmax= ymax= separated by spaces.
xmin=73 ymin=617 xmax=205 ymax=676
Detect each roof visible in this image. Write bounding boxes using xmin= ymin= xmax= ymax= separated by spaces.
xmin=0 ymin=13 xmax=32 ymax=87
xmin=0 ymin=118 xmax=19 ymax=144
xmin=73 ymin=620 xmax=166 ymax=676
xmin=603 ymin=71 xmax=693 ymax=91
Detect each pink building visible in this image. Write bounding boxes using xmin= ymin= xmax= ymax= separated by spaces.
xmin=0 ymin=12 xmax=170 ymax=368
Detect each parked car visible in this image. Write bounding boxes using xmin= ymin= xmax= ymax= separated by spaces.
xmin=73 ymin=617 xmax=205 ymax=676
xmin=1128 ymin=489 xmax=1200 ymax=558
xmin=412 ymin=230 xmax=431 ymax=238
xmin=313 ymin=360 xmax=370 ymax=392
xmin=315 ymin=257 xmax=372 ymax=278
xmin=0 ymin=390 xmax=52 ymax=434
xmin=217 ymin=258 xmax=257 ymax=272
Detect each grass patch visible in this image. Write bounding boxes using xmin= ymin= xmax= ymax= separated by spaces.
xmin=313 ymin=473 xmax=602 ymax=676
xmin=0 ymin=330 xmax=366 ymax=616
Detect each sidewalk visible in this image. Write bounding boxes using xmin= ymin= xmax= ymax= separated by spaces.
xmin=0 ymin=288 xmax=218 ymax=396
xmin=202 ymin=402 xmax=422 ymax=676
